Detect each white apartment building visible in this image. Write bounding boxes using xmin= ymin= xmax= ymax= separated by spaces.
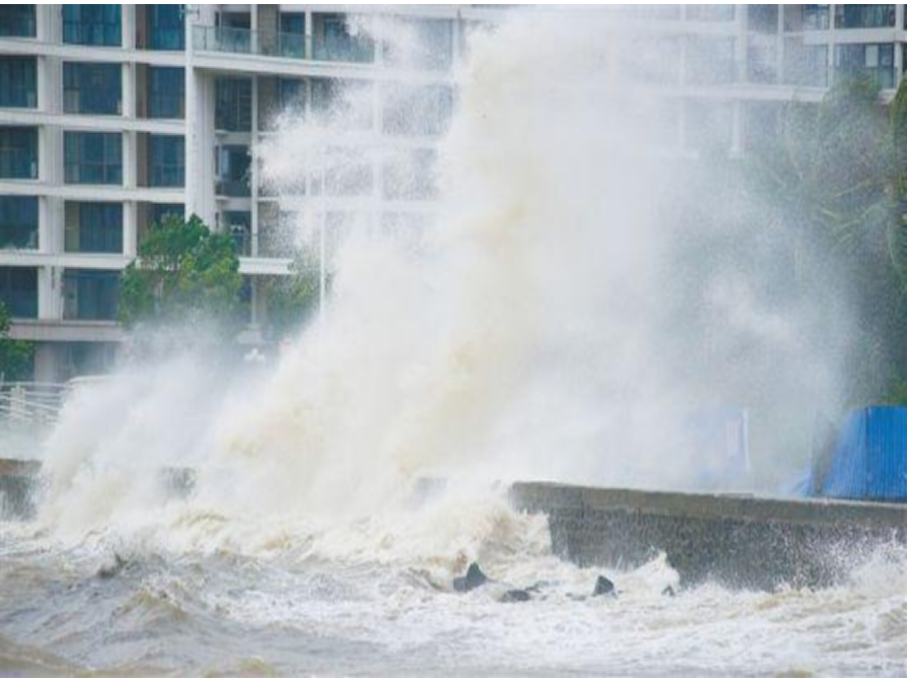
xmin=0 ymin=4 xmax=905 ymax=382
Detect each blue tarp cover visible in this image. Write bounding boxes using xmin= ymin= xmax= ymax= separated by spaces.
xmin=815 ymin=407 xmax=907 ymax=502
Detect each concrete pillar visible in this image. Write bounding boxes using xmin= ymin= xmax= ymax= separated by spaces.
xmin=37 ymin=5 xmax=59 ymax=43
xmin=895 ymin=6 xmax=905 ymax=84
xmin=33 ymin=343 xmax=60 ymax=384
xmin=185 ymin=6 xmax=217 ymax=227
xmin=304 ymin=10 xmax=314 ymax=59
xmin=735 ymin=5 xmax=748 ymax=84
xmin=122 ymin=62 xmax=135 ymax=118
xmin=123 ymin=201 xmax=138 ymax=257
xmin=776 ymin=5 xmax=786 ymax=84
xmin=37 ymin=266 xmax=60 ymax=321
xmin=122 ymin=3 xmax=135 ymax=50
xmin=122 ymin=131 xmax=136 ymax=189
xmin=827 ymin=4 xmax=837 ymax=86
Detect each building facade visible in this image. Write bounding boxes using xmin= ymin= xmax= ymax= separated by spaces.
xmin=0 ymin=4 xmax=905 ymax=382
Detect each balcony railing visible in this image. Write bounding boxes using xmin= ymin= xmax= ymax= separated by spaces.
xmin=192 ymin=25 xmax=374 ymax=65
xmin=216 ymin=179 xmax=251 ymax=198
xmin=194 ymin=25 xmax=304 ymax=58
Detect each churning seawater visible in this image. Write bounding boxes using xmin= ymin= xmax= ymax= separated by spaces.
xmin=4 ymin=11 xmax=906 ymax=677
xmin=2 ymin=491 xmax=907 ymax=677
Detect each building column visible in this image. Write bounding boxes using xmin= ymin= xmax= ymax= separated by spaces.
xmin=38 ymin=5 xmax=59 ymax=43
xmin=123 ymin=201 xmax=138 ymax=257
xmin=122 ymin=62 xmax=135 ymax=119
xmin=33 ymin=343 xmax=60 ymax=384
xmin=827 ymin=4 xmax=837 ymax=86
xmin=304 ymin=10 xmax=314 ymax=59
xmin=122 ymin=3 xmax=136 ymax=50
xmin=123 ymin=130 xmax=136 ymax=190
xmin=37 ymin=266 xmax=61 ymax=321
xmin=735 ymin=4 xmax=748 ymax=84
xmin=895 ymin=5 xmax=905 ymax=84
xmin=185 ymin=6 xmax=216 ymax=227
xmin=776 ymin=6 xmax=786 ymax=84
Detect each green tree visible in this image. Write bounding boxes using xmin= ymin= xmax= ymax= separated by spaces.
xmin=119 ymin=215 xmax=244 ymax=343
xmin=748 ymin=76 xmax=907 ymax=404
xmin=0 ymin=303 xmax=33 ymax=382
xmin=889 ymin=78 xmax=907 ymax=290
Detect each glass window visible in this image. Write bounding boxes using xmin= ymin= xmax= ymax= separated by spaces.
xmin=63 ymin=62 xmax=122 ymax=115
xmin=149 ymin=203 xmax=186 ymax=226
xmin=0 ymin=266 xmax=37 ymax=319
xmin=280 ymin=78 xmax=305 ymax=116
xmin=216 ymin=146 xmax=251 ymax=197
xmin=64 ymin=132 xmax=122 ymax=185
xmin=314 ymin=13 xmax=374 ymax=63
xmin=59 ymin=342 xmax=118 ymax=380
xmin=148 ymin=135 xmax=185 ymax=188
xmin=835 ymin=43 xmax=895 ymax=89
xmin=834 ymin=4 xmax=895 ymax=29
xmin=0 ymin=57 xmax=37 ymax=109
xmin=0 ymin=127 xmax=38 ymax=179
xmin=0 ymin=6 xmax=37 ymax=38
xmin=279 ymin=13 xmax=305 ymax=58
xmin=280 ymin=12 xmax=304 ymax=35
xmin=802 ymin=5 xmax=830 ymax=30
xmin=221 ymin=211 xmax=251 ymax=255
xmin=62 ymin=5 xmax=122 ymax=46
xmin=0 ymin=196 xmax=38 ymax=250
xmin=65 ymin=202 xmax=123 ymax=254
xmin=215 ymin=77 xmax=252 ymax=132
xmin=148 ymin=67 xmax=185 ymax=119
xmin=149 ymin=5 xmax=185 ymax=50
xmin=62 ymin=269 xmax=120 ymax=321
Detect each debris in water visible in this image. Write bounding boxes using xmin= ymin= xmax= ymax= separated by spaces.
xmin=662 ymin=585 xmax=676 ymax=598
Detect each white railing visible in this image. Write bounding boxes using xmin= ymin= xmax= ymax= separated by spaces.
xmin=0 ymin=382 xmax=69 ymax=427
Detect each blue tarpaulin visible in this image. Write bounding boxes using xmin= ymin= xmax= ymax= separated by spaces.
xmin=811 ymin=407 xmax=907 ymax=502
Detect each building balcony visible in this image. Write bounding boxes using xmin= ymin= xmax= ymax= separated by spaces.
xmin=194 ymin=25 xmax=307 ymax=60
xmin=192 ymin=24 xmax=374 ymax=65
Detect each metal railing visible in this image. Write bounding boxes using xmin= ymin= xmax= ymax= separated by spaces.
xmin=0 ymin=382 xmax=69 ymax=427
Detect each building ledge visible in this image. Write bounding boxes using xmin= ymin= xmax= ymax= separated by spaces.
xmin=10 ymin=319 xmax=125 ymax=343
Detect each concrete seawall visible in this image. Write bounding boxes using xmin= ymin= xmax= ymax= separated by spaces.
xmin=4 ymin=460 xmax=906 ymax=590
xmin=0 ymin=459 xmax=41 ymax=519
xmin=509 ymin=482 xmax=907 ymax=590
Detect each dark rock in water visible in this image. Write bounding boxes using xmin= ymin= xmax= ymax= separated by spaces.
xmin=453 ymin=562 xmax=488 ymax=592
xmin=97 ymin=553 xmax=127 ymax=580
xmin=499 ymin=589 xmax=531 ymax=603
xmin=662 ymin=585 xmax=676 ymax=597
xmin=592 ymin=575 xmax=616 ymax=597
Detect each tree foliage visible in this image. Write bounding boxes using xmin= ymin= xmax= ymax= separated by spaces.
xmin=119 ymin=215 xmax=244 ymax=342
xmin=0 ymin=303 xmax=33 ymax=382
xmin=748 ymin=76 xmax=907 ymax=405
